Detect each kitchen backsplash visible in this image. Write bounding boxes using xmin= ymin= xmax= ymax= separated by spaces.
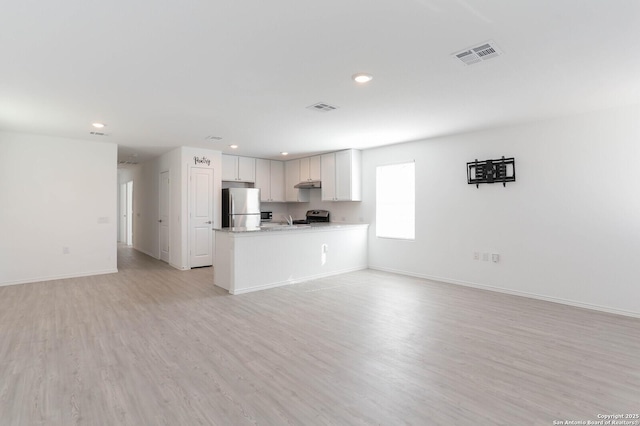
xmin=263 ymin=190 xmax=364 ymax=223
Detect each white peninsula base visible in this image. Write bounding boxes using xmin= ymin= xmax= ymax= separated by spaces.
xmin=214 ymin=224 xmax=368 ymax=294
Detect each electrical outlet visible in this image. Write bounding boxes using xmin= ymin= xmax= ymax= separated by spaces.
xmin=63 ymin=247 xmax=70 ymax=255
xmin=473 ymin=252 xmax=479 ymax=260
xmin=492 ymin=253 xmax=500 ymax=263
xmin=482 ymin=253 xmax=489 ymax=261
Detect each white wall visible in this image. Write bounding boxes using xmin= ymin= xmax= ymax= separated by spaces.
xmin=362 ymin=104 xmax=640 ymax=317
xmin=0 ymin=131 xmax=117 ymax=286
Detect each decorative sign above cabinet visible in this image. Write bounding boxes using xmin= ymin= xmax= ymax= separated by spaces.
xmin=467 ymin=156 xmax=515 ymax=188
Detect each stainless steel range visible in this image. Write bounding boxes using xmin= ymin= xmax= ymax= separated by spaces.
xmin=292 ymin=210 xmax=330 ymax=224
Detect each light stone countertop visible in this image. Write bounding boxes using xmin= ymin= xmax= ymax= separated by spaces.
xmin=213 ymin=222 xmax=369 ymax=234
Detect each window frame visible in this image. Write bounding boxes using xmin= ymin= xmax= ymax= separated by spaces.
xmin=375 ymin=161 xmax=416 ymax=241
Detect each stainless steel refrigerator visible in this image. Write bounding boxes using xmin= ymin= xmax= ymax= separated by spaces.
xmin=222 ymin=188 xmax=261 ymax=229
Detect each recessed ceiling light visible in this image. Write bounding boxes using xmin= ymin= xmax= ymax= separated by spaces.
xmin=281 ymin=152 xmax=288 ymax=156
xmin=229 ymin=144 xmax=238 ymax=149
xmin=352 ymin=73 xmax=373 ymax=83
xmin=92 ymin=122 xmax=105 ymax=128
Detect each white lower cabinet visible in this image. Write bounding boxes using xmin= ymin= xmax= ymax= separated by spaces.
xmin=214 ymin=225 xmax=369 ymax=294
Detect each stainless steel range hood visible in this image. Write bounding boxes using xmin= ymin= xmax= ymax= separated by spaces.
xmin=294 ymin=180 xmax=322 ymax=189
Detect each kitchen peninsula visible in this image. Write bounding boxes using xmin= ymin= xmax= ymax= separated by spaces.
xmin=214 ymin=223 xmax=368 ymax=294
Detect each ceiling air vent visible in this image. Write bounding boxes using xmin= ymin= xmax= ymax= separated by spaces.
xmin=205 ymin=135 xmax=222 ymax=141
xmin=307 ymin=102 xmax=339 ymax=112
xmin=89 ymin=131 xmax=109 ymax=136
xmin=453 ymin=40 xmax=503 ymax=65
xmin=118 ymin=160 xmax=138 ymax=165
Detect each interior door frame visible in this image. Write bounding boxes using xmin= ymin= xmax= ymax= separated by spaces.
xmin=119 ymin=181 xmax=134 ymax=245
xmin=119 ymin=182 xmax=127 ymax=243
xmin=159 ymin=170 xmax=170 ymax=263
xmin=126 ymin=180 xmax=133 ymax=245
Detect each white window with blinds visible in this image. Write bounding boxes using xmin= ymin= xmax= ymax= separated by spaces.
xmin=375 ymin=161 xmax=415 ymax=240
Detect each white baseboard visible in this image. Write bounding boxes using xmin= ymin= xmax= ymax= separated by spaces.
xmin=369 ymin=266 xmax=640 ymax=319
xmin=132 ymin=247 xmax=189 ymax=271
xmin=230 ymin=265 xmax=368 ymax=295
xmin=0 ymin=268 xmax=119 ymax=288
xmin=133 ymin=247 xmax=158 ymax=259
xmin=170 ymin=262 xmax=190 ymax=271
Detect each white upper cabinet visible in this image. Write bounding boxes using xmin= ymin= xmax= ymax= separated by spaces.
xmin=321 ymin=149 xmax=362 ymax=201
xmin=299 ymin=155 xmax=321 ymax=182
xmin=320 ymin=153 xmax=336 ymax=201
xmin=223 ymin=151 xmax=358 ymax=201
xmin=238 ymin=156 xmax=256 ymax=182
xmin=255 ymin=159 xmax=285 ymax=202
xmin=255 ymin=159 xmax=270 ymax=201
xmin=269 ymin=161 xmax=285 ymax=202
xmin=335 ymin=149 xmax=361 ymax=201
xmin=221 ymin=155 xmax=237 ymax=181
xmin=285 ymin=159 xmax=310 ymax=202
xmin=222 ymin=155 xmax=255 ymax=182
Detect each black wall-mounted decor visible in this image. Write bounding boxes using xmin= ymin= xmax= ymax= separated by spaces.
xmin=467 ymin=156 xmax=515 ymax=188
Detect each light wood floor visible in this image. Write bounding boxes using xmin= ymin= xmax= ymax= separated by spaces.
xmin=1 ymin=246 xmax=638 ymax=425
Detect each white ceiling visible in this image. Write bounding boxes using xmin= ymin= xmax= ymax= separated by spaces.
xmin=1 ymin=1 xmax=639 ymax=163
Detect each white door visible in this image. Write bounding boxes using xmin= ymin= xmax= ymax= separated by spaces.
xmin=190 ymin=167 xmax=214 ymax=268
xmin=159 ymin=171 xmax=170 ymax=263
xmin=119 ymin=183 xmax=127 ymax=242
xmin=126 ymin=181 xmax=133 ymax=246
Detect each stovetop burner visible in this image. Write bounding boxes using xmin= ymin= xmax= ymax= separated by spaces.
xmin=293 ymin=209 xmax=330 ymax=224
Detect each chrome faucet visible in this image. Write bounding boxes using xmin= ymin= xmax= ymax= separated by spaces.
xmin=282 ymin=215 xmax=293 ymax=226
